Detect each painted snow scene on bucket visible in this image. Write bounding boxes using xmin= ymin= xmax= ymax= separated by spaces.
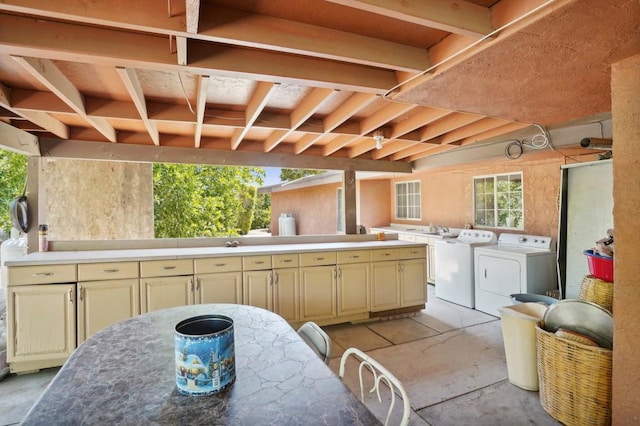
xmin=175 ymin=330 xmax=235 ymax=396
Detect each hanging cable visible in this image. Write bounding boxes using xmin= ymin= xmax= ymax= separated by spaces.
xmin=504 ymin=140 xmax=523 ymax=159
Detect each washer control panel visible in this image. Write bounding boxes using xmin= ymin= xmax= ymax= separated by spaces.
xmin=456 ymin=230 xmax=497 ymax=244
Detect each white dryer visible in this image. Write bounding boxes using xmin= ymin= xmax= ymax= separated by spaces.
xmin=435 ymin=230 xmax=497 ymax=308
xmin=474 ymin=233 xmax=557 ymax=317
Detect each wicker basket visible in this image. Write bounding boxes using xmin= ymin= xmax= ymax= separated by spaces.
xmin=536 ymin=324 xmax=612 ymax=425
xmin=579 ymin=275 xmax=614 ymax=313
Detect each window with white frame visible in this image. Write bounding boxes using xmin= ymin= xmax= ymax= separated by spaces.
xmin=395 ymin=181 xmax=421 ymax=220
xmin=336 ymin=187 xmax=344 ymax=232
xmin=474 ymin=172 xmax=524 ymax=229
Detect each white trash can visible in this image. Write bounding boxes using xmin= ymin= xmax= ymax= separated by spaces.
xmin=499 ymin=302 xmax=547 ymax=391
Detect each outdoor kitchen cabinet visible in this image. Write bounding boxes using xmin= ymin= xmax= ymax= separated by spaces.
xmin=243 ymin=254 xmax=300 ymax=322
xmin=370 ymin=247 xmax=427 ymax=311
xmin=299 ymin=252 xmax=338 ymax=322
xmin=139 ymin=259 xmax=194 ymax=313
xmin=6 ymin=264 xmax=77 ymax=373
xmin=77 ymin=261 xmax=140 ymax=344
xmin=195 ymin=256 xmax=243 ymax=304
xmin=336 ymin=250 xmax=371 ymax=316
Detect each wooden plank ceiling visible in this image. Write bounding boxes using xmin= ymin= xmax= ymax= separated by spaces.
xmin=0 ymin=0 xmax=627 ymax=171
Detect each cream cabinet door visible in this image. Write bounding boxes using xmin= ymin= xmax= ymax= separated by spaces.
xmin=401 ymin=258 xmax=427 ymax=307
xmin=273 ymin=267 xmax=299 ymax=322
xmin=77 ymin=279 xmax=140 ymax=343
xmin=140 ymin=276 xmax=194 ymax=313
xmin=243 ymin=270 xmax=273 ymax=311
xmin=337 ymin=263 xmax=370 ymax=316
xmin=7 ymin=283 xmax=76 ymax=371
xmin=371 ymin=261 xmax=401 ymax=311
xmin=196 ymin=272 xmax=243 ymax=304
xmin=299 ymin=265 xmax=336 ymax=321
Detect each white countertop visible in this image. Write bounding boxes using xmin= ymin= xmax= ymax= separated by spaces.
xmin=6 ymin=240 xmax=425 ymax=266
xmin=370 ymin=225 xmax=460 ymax=239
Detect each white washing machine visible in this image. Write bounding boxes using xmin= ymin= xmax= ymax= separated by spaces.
xmin=434 ymin=230 xmax=497 ymax=308
xmin=474 ymin=233 xmax=557 ymax=317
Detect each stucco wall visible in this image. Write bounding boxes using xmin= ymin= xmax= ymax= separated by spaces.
xmin=42 ymin=158 xmax=153 ymax=240
xmin=391 ymin=156 xmax=563 ymax=237
xmin=270 ymin=183 xmax=341 ymax=235
xmin=358 ymin=179 xmax=391 ymax=231
xmin=611 ymin=54 xmax=640 ymax=424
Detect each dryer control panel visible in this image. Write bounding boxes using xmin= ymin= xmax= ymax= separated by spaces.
xmin=497 ymin=233 xmax=555 ymax=251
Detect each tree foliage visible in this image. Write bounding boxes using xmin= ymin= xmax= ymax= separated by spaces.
xmin=0 ymin=149 xmax=27 ymax=236
xmin=279 ymin=168 xmax=324 ymax=182
xmin=252 ymin=192 xmax=271 ymax=230
xmin=153 ymin=163 xmax=265 ymax=238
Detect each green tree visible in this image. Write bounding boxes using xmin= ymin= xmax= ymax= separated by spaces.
xmin=153 ymin=163 xmax=264 ymax=238
xmin=279 ymin=168 xmax=324 ymax=182
xmin=251 ymin=192 xmax=271 ymax=230
xmin=0 ymin=149 xmax=27 ymax=236
xmin=236 ymin=186 xmax=256 ymax=235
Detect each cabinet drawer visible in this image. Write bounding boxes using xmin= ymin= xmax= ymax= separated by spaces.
xmin=140 ymin=259 xmax=193 ymax=277
xmin=371 ymin=248 xmax=401 ymax=262
xmin=243 ymin=255 xmax=272 ymax=271
xmin=401 ymin=246 xmax=427 ymax=259
xmin=195 ymin=256 xmax=242 ymax=274
xmin=272 ymin=253 xmax=299 ymax=269
xmin=8 ymin=264 xmax=76 ymax=285
xmin=337 ymin=250 xmax=370 ymax=264
xmin=78 ymin=262 xmax=139 ymax=281
xmin=300 ymin=251 xmax=337 ymax=267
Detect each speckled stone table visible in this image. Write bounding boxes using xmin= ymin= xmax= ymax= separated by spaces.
xmin=22 ymin=304 xmax=380 ymax=425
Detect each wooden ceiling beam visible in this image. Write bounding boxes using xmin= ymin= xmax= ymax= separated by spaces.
xmin=347 ymin=137 xmax=377 ymax=158
xmin=459 ymin=122 xmax=532 ymax=146
xmin=12 ymin=56 xmax=116 ymax=142
xmin=371 ymin=139 xmax=438 ymax=160
xmin=193 ymin=75 xmax=209 ymax=148
xmin=359 ymin=102 xmax=416 ymax=135
xmin=0 ymin=120 xmax=40 ymax=155
xmin=326 ymin=0 xmax=493 ymax=38
xmin=196 ymin=5 xmax=428 ymax=72
xmin=0 ymin=2 xmax=429 ymax=72
xmin=0 ymin=82 xmax=69 ymax=139
xmin=38 ymin=138 xmax=413 ymax=173
xmin=440 ymin=117 xmax=514 ymax=145
xmin=0 ymin=14 xmax=397 ymax=93
xmin=264 ymin=88 xmax=335 ymax=152
xmin=231 ymin=82 xmax=278 ymax=150
xmin=116 ymin=67 xmax=160 ymax=146
xmin=185 ymin=0 xmax=200 ymax=34
xmin=390 ymin=107 xmax=452 ymax=139
xmin=322 ymin=135 xmax=359 ymax=156
xmin=408 ymin=144 xmax=457 ymax=161
xmin=390 ymin=137 xmax=443 ymax=160
xmin=418 ymin=112 xmax=485 ymax=142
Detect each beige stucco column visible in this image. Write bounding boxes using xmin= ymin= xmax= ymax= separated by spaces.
xmin=611 ymin=53 xmax=640 ymax=424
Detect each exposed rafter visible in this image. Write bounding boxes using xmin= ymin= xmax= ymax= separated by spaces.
xmin=194 ymin=75 xmax=209 ymax=148
xmin=326 ymin=0 xmax=494 ymax=38
xmin=116 ymin=67 xmax=159 ymax=145
xmin=12 ymin=56 xmax=117 ymax=142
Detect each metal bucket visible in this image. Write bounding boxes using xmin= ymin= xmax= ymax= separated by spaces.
xmin=174 ymin=315 xmax=236 ymax=396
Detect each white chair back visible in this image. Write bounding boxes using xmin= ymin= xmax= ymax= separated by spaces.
xmin=297 ymin=321 xmax=332 ymax=363
xmin=339 ymin=347 xmax=411 ymax=426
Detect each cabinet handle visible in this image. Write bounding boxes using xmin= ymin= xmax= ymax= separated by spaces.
xmin=189 ymin=278 xmax=194 ymax=292
xmin=350 ymin=255 xmax=360 ymax=259
xmin=382 ymin=253 xmax=390 ymax=257
xmin=254 ymin=261 xmax=265 ymax=265
xmin=33 ymin=272 xmax=54 ymax=277
xmin=78 ymin=286 xmax=83 ymax=301
xmin=195 ymin=279 xmax=200 ymax=291
xmin=102 ymin=269 xmax=119 ymax=273
xmin=68 ymin=288 xmax=73 ymax=304
xmin=410 ymin=251 xmax=419 ymax=255
xmin=337 ymin=268 xmax=342 ymax=278
xmin=162 ymin=266 xmax=176 ymax=270
xmin=281 ymin=259 xmax=292 ymax=263
xmin=274 ymin=272 xmax=279 ymax=284
xmin=215 ymin=263 xmax=226 ymax=267
xmin=483 ymin=269 xmax=487 ymax=279
xmin=314 ymin=257 xmax=325 ymax=261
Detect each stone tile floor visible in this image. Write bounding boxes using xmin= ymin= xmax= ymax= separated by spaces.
xmin=0 ymin=285 xmax=559 ymax=425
